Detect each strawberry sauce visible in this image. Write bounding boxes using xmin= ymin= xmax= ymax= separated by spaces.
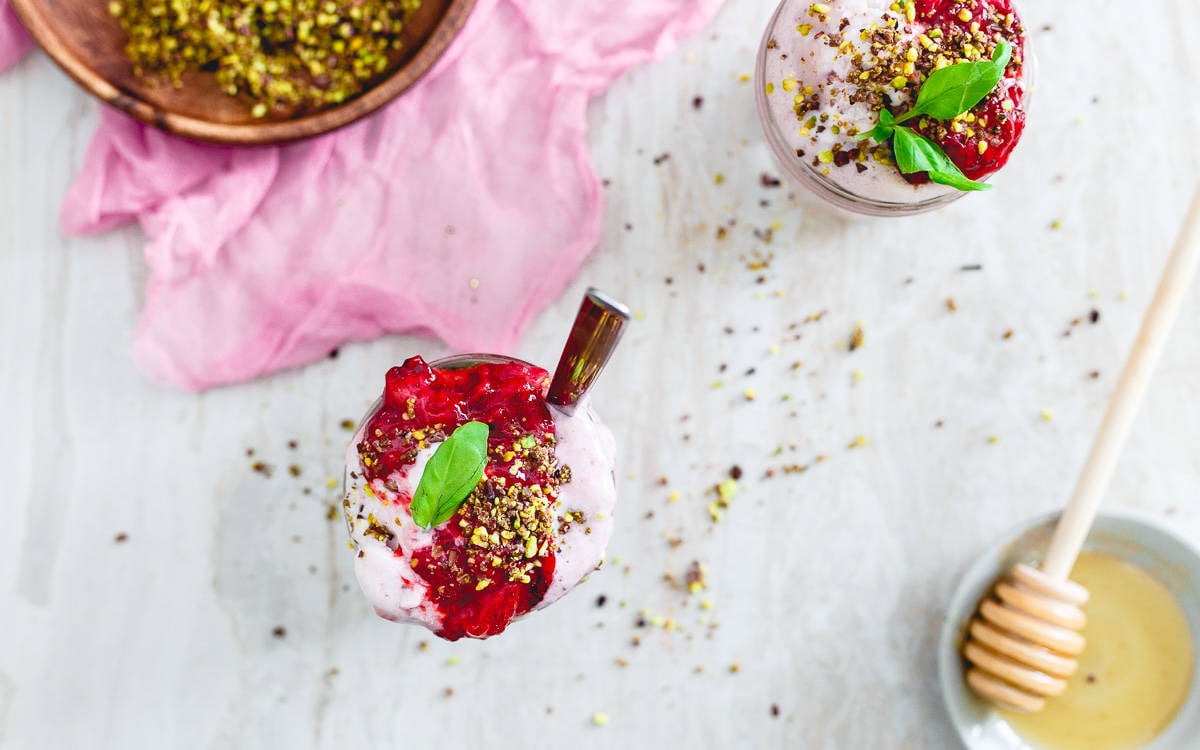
xmin=357 ymin=356 xmax=564 ymax=641
xmin=910 ymin=0 xmax=1027 ymax=180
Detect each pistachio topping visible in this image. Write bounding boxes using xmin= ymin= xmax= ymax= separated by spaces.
xmin=110 ymin=0 xmax=423 ymax=116
xmin=420 ymin=432 xmax=573 ymax=598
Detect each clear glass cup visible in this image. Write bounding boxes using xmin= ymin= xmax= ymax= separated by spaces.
xmin=754 ymin=0 xmax=1033 ymax=217
xmin=342 ymin=352 xmax=618 ymax=640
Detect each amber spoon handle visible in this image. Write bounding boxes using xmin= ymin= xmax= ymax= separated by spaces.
xmin=1041 ymin=187 xmax=1200 ymax=579
xmin=546 ymin=288 xmax=631 ymax=414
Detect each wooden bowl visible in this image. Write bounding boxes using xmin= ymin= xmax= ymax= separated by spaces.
xmin=10 ymin=0 xmax=476 ymax=145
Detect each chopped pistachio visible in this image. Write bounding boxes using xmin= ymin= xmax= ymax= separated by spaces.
xmin=112 ymin=0 xmax=422 ymax=114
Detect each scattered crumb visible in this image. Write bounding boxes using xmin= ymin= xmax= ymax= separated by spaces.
xmin=272 ymin=626 xmax=286 ymax=639
xmin=251 ymin=461 xmax=273 ymax=477
xmin=114 ymin=532 xmax=128 ymax=543
xmin=848 ymin=323 xmax=865 ymax=351
xmin=945 ymin=297 xmax=958 ymax=312
xmin=591 ymin=712 xmax=610 ymax=727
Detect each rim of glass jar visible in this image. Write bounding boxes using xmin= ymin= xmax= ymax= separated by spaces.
xmin=753 ymin=0 xmax=1035 ymax=218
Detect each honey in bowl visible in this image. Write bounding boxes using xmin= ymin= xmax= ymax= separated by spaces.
xmin=999 ymin=551 xmax=1195 ymax=750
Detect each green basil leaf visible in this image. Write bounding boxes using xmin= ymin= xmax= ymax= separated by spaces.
xmin=411 ymin=421 xmax=490 ymax=529
xmin=855 ymin=108 xmax=895 ymax=143
xmin=928 ymin=169 xmax=992 ymax=192
xmin=898 ymin=40 xmax=1011 ymax=122
xmin=891 ymin=126 xmax=991 ymax=192
xmin=890 ymin=125 xmax=949 ymax=173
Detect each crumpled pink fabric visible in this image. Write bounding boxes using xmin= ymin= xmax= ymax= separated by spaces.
xmin=1 ymin=0 xmax=721 ymax=390
xmin=1 ymin=1 xmax=33 ymax=69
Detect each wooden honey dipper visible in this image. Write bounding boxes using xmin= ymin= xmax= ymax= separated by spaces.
xmin=964 ymin=187 xmax=1200 ymax=713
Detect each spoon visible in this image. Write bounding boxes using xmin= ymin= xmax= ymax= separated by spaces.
xmin=546 ymin=288 xmax=631 ymax=415
xmin=963 ymin=187 xmax=1200 ymax=713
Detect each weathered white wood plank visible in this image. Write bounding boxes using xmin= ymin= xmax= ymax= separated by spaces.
xmin=2 ymin=1 xmax=1199 ymax=747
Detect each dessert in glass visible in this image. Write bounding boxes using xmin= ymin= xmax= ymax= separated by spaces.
xmin=755 ymin=0 xmax=1031 ymax=216
xmin=341 ymin=291 xmax=628 ymax=641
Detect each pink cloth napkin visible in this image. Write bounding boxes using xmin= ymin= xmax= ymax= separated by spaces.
xmin=1 ymin=1 xmax=32 ymax=69
xmin=1 ymin=0 xmax=721 ymax=390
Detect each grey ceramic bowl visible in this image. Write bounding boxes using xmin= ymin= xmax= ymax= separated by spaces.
xmin=939 ymin=509 xmax=1200 ymax=749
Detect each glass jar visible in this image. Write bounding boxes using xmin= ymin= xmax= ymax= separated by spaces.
xmin=754 ymin=0 xmax=1033 ymax=217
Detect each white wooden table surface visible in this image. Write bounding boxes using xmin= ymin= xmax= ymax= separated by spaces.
xmin=3 ymin=1 xmax=1200 ymax=747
